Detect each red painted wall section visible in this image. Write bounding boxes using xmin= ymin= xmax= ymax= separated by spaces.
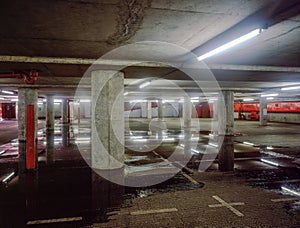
xmin=234 ymin=101 xmax=300 ymax=113
xmin=26 ymin=105 xmax=36 ymax=169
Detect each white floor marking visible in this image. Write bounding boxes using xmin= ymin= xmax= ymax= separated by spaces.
xmin=152 ymin=151 xmax=199 ymax=184
xmin=271 ymin=197 xmax=298 ymax=202
xmin=130 ymin=208 xmax=178 ymax=215
xmin=209 ymin=195 xmax=245 ymax=217
xmin=181 ymin=172 xmax=199 ymax=185
xmin=26 ymin=217 xmax=82 ymax=225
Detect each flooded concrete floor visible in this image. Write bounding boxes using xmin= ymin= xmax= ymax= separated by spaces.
xmin=0 ymin=118 xmax=300 ymax=227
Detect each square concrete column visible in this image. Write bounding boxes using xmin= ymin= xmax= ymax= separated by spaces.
xmin=260 ymin=97 xmax=268 ymax=126
xmin=183 ymin=97 xmax=192 ymax=156
xmin=147 ymin=101 xmax=152 ymax=119
xmin=46 ymin=95 xmax=55 ymax=163
xmin=91 ymin=70 xmax=124 ymax=170
xmin=218 ymin=91 xmax=234 ymax=171
xmin=158 ymin=99 xmax=163 ymax=120
xmin=61 ymin=98 xmax=68 ymax=124
xmin=18 ymin=88 xmax=38 ymax=172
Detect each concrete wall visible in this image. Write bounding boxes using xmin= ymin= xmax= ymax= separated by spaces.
xmin=268 ymin=113 xmax=300 ymax=124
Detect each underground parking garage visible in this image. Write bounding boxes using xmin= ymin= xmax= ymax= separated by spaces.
xmin=0 ymin=0 xmax=300 ymax=227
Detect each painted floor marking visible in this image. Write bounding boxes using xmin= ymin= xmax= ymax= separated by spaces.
xmin=26 ymin=217 xmax=82 ymax=225
xmin=271 ymin=197 xmax=298 ymax=202
xmin=209 ymin=195 xmax=245 ymax=217
xmin=152 ymin=151 xmax=199 ymax=184
xmin=130 ymin=208 xmax=178 ymax=215
xmin=181 ymin=172 xmax=199 ymax=185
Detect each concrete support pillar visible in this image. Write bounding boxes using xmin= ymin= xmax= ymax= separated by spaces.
xmin=147 ymin=101 xmax=152 ymax=119
xmin=46 ymin=95 xmax=55 ymax=163
xmin=61 ymin=98 xmax=68 ymax=124
xmin=183 ymin=97 xmax=192 ymax=156
xmin=213 ymin=101 xmax=218 ymax=120
xmin=158 ymin=99 xmax=163 ymax=120
xmin=18 ymin=88 xmax=38 ymax=173
xmin=91 ymin=70 xmax=124 ymax=170
xmin=260 ymin=97 xmax=268 ymax=126
xmin=218 ymin=91 xmax=234 ymax=172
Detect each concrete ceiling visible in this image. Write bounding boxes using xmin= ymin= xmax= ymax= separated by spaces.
xmin=0 ymin=0 xmax=300 ymax=100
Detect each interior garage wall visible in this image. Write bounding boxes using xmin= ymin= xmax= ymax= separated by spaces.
xmin=268 ymin=113 xmax=300 ymax=124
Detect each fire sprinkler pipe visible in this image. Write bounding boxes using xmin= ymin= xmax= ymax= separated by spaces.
xmin=0 ymin=70 xmax=38 ymax=84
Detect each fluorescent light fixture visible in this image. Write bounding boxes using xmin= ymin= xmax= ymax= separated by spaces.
xmin=281 ymin=186 xmax=300 ymax=197
xmin=124 ymin=92 xmax=129 ymax=96
xmin=0 ymin=150 xmax=6 ymax=155
xmin=0 ymin=97 xmax=4 ymax=100
xmin=139 ymin=81 xmax=151 ymax=89
xmin=133 ymin=139 xmax=148 ymax=142
xmin=1 ymin=90 xmax=14 ymax=95
xmin=243 ymin=141 xmax=254 ymax=146
xmin=163 ymin=137 xmax=175 ymax=142
xmin=54 ymin=99 xmax=62 ymax=103
xmin=2 ymin=171 xmax=15 ymax=183
xmin=11 ymin=99 xmax=18 ymax=102
xmin=266 ymin=97 xmax=274 ymax=100
xmin=266 ymin=146 xmax=273 ymax=150
xmin=80 ymin=99 xmax=90 ymax=103
xmin=130 ymin=100 xmax=147 ymax=103
xmin=243 ymin=98 xmax=254 ymax=101
xmin=261 ymin=158 xmax=279 ymax=167
xmin=130 ymin=136 xmax=143 ymax=139
xmin=261 ymin=93 xmax=278 ymax=97
xmin=197 ymin=29 xmax=262 ymax=61
xmin=281 ymin=85 xmax=300 ymax=91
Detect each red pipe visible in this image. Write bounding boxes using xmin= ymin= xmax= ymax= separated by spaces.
xmin=26 ymin=105 xmax=36 ymax=169
xmin=0 ymin=70 xmax=38 ymax=84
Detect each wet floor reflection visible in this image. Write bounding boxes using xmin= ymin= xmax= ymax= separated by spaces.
xmin=46 ymin=129 xmax=54 ymax=164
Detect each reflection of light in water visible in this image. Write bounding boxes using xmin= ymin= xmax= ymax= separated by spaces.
xmin=191 ymin=148 xmax=200 ymax=154
xmin=208 ymin=142 xmax=218 ymax=148
xmin=2 ymin=171 xmax=15 ymax=183
xmin=243 ymin=141 xmax=254 ymax=146
xmin=260 ymin=158 xmax=279 ymax=167
xmin=11 ymin=142 xmax=19 ymax=147
xmin=281 ymin=186 xmax=300 ymax=197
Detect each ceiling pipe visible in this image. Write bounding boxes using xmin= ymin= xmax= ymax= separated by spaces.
xmin=0 ymin=70 xmax=38 ymax=84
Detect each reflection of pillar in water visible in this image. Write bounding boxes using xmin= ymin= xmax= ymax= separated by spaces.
xmin=46 ymin=95 xmax=55 ymax=163
xmin=46 ymin=130 xmax=55 ymax=163
xmin=62 ymin=124 xmax=69 ymax=147
xmin=19 ymin=172 xmax=38 ymax=225
xmin=91 ymin=170 xmax=124 ymax=222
